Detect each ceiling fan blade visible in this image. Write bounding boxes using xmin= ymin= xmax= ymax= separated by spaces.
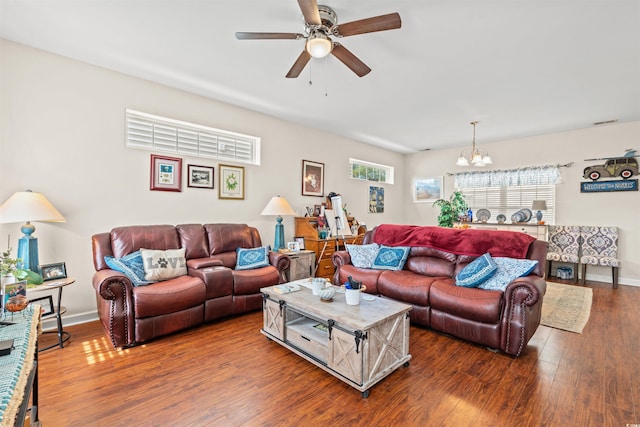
xmin=334 ymin=12 xmax=401 ymax=37
xmin=235 ymin=32 xmax=304 ymax=40
xmin=297 ymin=0 xmax=321 ymax=26
xmin=330 ymin=43 xmax=371 ymax=77
xmin=286 ymin=50 xmax=312 ymax=78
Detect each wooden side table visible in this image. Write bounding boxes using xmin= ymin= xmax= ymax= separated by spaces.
xmin=282 ymin=250 xmax=315 ymax=281
xmin=30 ymin=277 xmax=75 ymax=351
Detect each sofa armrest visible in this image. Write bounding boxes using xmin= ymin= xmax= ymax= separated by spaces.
xmin=269 ymin=252 xmax=290 ymax=283
xmin=92 ymin=269 xmax=136 ymax=348
xmin=331 ymin=250 xmax=352 ymax=285
xmin=187 ymin=257 xmax=224 ymax=269
xmin=500 ymin=275 xmax=547 ymax=356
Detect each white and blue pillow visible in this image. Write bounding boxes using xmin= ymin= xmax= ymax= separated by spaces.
xmin=236 ymin=246 xmax=270 ymax=270
xmin=346 ymin=243 xmax=379 ymax=268
xmin=140 ymin=248 xmax=187 ymax=281
xmin=456 ymin=253 xmax=497 ymax=288
xmin=477 ymin=257 xmax=538 ymax=291
xmin=372 ymin=246 xmax=410 ymax=271
xmin=104 ymin=250 xmax=154 ymax=287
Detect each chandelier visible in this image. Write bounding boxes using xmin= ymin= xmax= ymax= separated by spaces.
xmin=456 ymin=121 xmax=492 ymax=167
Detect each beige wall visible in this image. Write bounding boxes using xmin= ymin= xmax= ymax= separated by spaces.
xmin=1 ymin=39 xmax=639 ymax=328
xmin=0 ymin=40 xmax=404 ymax=325
xmin=404 ymin=121 xmax=640 ymax=286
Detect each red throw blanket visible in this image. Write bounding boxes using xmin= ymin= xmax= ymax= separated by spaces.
xmin=372 ymin=224 xmax=535 ymax=259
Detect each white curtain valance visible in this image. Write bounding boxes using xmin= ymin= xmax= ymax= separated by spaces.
xmin=454 ymin=165 xmax=561 ymax=188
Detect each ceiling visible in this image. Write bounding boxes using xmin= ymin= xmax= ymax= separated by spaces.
xmin=1 ymin=1 xmax=639 ymax=154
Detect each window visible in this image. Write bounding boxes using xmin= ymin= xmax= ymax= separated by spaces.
xmin=455 ymin=166 xmax=560 ymax=224
xmin=126 ymin=110 xmax=261 ymax=165
xmin=348 ymin=158 xmax=394 ymax=184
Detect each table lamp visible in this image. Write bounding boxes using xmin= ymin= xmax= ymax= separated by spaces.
xmin=0 ymin=190 xmax=66 ymax=272
xmin=531 ymin=200 xmax=547 ymax=223
xmin=260 ymin=196 xmax=296 ymax=251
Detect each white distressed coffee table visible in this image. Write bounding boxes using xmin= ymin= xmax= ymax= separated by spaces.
xmin=261 ymin=282 xmax=411 ymax=397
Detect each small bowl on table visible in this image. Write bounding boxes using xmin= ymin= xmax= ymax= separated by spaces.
xmin=319 ymin=286 xmax=336 ymax=302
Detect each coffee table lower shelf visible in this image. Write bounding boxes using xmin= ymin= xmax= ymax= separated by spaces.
xmin=261 ymin=286 xmax=412 ymax=398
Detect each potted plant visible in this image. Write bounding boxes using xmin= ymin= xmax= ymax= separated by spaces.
xmin=433 ymin=191 xmax=467 ymax=228
xmin=1 ymin=247 xmax=43 ymax=285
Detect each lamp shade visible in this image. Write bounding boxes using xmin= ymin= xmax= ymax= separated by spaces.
xmin=0 ymin=191 xmax=66 ymax=224
xmin=0 ymin=190 xmax=66 ymax=273
xmin=531 ymin=200 xmax=547 ymax=211
xmin=260 ymin=196 xmax=296 ymax=217
xmin=261 ymin=196 xmax=295 ymax=251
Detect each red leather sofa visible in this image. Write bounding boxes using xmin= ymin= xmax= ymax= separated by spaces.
xmin=332 ymin=225 xmax=548 ymax=357
xmin=92 ymin=223 xmax=289 ymax=349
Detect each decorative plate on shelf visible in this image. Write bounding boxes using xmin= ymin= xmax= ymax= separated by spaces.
xmin=519 ymin=208 xmax=532 ymax=223
xmin=496 ymin=214 xmax=507 ymax=223
xmin=476 ymin=209 xmax=491 ymax=222
xmin=511 ymin=212 xmax=523 ymax=223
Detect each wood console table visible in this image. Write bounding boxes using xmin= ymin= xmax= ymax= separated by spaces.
xmin=0 ymin=307 xmax=40 ymax=426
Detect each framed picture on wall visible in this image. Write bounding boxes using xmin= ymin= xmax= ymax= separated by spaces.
xmin=187 ymin=164 xmax=214 ymax=189
xmin=150 ymin=154 xmax=182 ymax=192
xmin=302 ymin=160 xmax=324 ymax=197
xmin=413 ymin=176 xmax=443 ymax=203
xmin=369 ymin=186 xmax=384 ymax=213
xmin=219 ymin=164 xmax=245 ymax=200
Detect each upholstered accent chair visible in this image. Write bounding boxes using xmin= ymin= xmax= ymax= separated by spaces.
xmin=579 ymin=226 xmax=621 ymax=288
xmin=546 ymin=225 xmax=581 ymax=282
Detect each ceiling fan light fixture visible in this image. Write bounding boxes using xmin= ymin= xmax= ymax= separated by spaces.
xmin=306 ymin=32 xmax=332 ymax=58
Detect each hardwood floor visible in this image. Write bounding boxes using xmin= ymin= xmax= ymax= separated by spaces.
xmin=37 ymin=280 xmax=639 ymax=426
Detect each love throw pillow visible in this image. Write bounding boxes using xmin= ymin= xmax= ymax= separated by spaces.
xmin=140 ymin=248 xmax=187 ymax=281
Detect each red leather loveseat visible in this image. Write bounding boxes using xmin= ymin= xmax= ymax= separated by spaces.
xmin=92 ymin=223 xmax=289 ymax=348
xmin=332 ymin=224 xmax=548 ymax=356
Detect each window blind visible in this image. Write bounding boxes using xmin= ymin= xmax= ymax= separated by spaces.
xmin=455 ymin=166 xmax=559 ymax=224
xmin=126 ymin=110 xmax=260 ymax=165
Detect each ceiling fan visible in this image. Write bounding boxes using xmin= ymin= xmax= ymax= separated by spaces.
xmin=235 ymin=0 xmax=401 ymax=78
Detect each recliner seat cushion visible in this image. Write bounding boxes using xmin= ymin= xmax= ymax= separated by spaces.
xmin=233 ymin=266 xmax=280 ymax=295
xmin=132 ymin=275 xmax=205 ymax=318
xmin=429 ymin=281 xmax=503 ymax=324
xmin=376 ymin=270 xmax=441 ymax=306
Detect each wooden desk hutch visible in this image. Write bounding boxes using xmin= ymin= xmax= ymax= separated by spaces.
xmin=294 ymin=217 xmax=365 ymax=280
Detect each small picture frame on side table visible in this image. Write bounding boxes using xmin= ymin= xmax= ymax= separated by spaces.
xmin=40 ymin=262 xmax=67 ymax=281
xmin=30 ymin=295 xmax=54 ymax=316
xmin=294 ymin=236 xmax=306 ymax=250
xmin=3 ymin=281 xmax=27 ymax=312
xmin=287 ymin=241 xmax=301 ymax=252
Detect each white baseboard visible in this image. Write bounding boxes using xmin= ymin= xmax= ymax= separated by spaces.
xmin=41 ymin=310 xmax=99 ymax=332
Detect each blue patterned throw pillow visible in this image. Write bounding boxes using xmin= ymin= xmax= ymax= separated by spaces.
xmin=236 ymin=246 xmax=270 ymax=270
xmin=104 ymin=250 xmax=154 ymax=287
xmin=478 ymin=257 xmax=538 ymax=291
xmin=346 ymin=243 xmax=379 ymax=268
xmin=371 ymin=246 xmax=410 ymax=271
xmin=456 ymin=253 xmax=497 ymax=288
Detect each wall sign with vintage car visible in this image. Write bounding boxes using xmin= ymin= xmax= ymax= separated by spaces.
xmin=581 ymin=150 xmax=638 ymax=193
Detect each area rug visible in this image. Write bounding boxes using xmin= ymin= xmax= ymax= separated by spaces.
xmin=541 ymin=281 xmax=593 ymax=333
